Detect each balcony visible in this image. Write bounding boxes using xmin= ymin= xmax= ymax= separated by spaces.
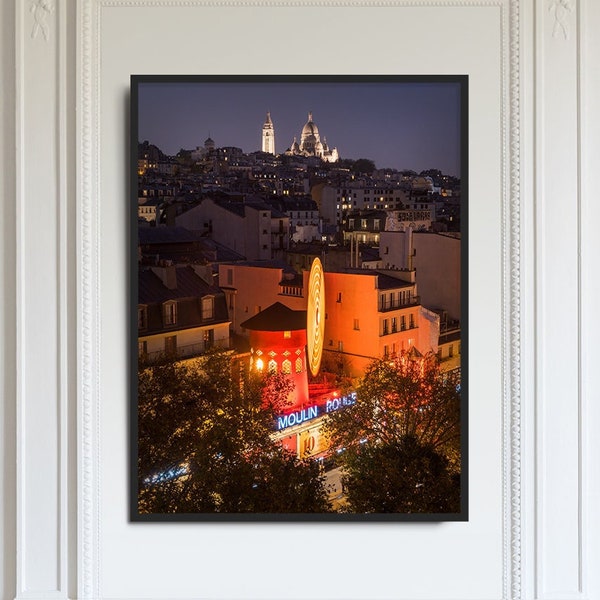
xmin=141 ymin=340 xmax=228 ymax=363
xmin=378 ymin=295 xmax=420 ymax=312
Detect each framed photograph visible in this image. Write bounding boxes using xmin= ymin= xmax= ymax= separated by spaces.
xmin=131 ymin=75 xmax=468 ymax=521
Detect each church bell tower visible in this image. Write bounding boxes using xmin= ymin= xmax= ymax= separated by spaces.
xmin=261 ymin=111 xmax=275 ymax=155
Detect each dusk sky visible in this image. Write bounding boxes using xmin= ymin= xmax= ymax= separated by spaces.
xmin=137 ymin=79 xmax=463 ymax=177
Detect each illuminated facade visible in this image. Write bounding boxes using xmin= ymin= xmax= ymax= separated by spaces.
xmin=261 ymin=111 xmax=275 ymax=155
xmin=323 ymin=270 xmax=440 ymax=376
xmin=240 ymin=302 xmax=309 ymax=410
xmin=138 ymin=265 xmax=231 ymax=361
xmin=286 ymin=112 xmax=339 ymax=162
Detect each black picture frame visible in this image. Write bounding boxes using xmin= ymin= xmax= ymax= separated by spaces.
xmin=130 ymin=75 xmax=468 ymax=522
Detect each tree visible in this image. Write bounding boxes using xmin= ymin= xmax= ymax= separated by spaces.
xmin=322 ymin=351 xmax=461 ymax=513
xmin=341 ymin=436 xmax=460 ymax=513
xmin=351 ymin=158 xmax=376 ymax=174
xmin=137 ymin=350 xmax=331 ymax=514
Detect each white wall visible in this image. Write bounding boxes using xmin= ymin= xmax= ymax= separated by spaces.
xmin=2 ymin=1 xmax=599 ymax=599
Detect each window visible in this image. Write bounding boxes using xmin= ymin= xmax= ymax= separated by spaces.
xmin=349 ymin=218 xmax=354 ymax=229
xmin=201 ymin=296 xmax=214 ymax=320
xmin=383 ymin=345 xmax=389 ymax=357
xmin=268 ymin=359 xmax=277 ymax=374
xmin=449 ymin=344 xmax=454 ymax=357
xmin=383 ymin=319 xmax=389 ymax=335
xmin=295 ymin=357 xmax=303 ymax=373
xmin=374 ymin=219 xmax=380 ymax=230
xmin=138 ymin=341 xmax=147 ymax=357
xmin=163 ymin=301 xmax=177 ymax=326
xmin=138 ymin=305 xmax=148 ymax=329
xmin=391 ymin=317 xmax=397 ymax=333
xmin=409 ymin=314 xmax=415 ymax=329
xmin=361 ymin=219 xmax=367 ymax=229
xmin=164 ymin=335 xmax=177 ymax=355
xmin=282 ymin=360 xmax=292 ymax=374
xmin=401 ymin=315 xmax=406 ymax=330
xmin=353 ymin=319 xmax=360 ymax=330
xmin=284 ymin=330 xmax=291 ymax=339
xmin=336 ymin=292 xmax=342 ymax=303
xmin=203 ymin=329 xmax=214 ymax=350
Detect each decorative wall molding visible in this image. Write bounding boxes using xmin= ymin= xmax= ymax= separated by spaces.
xmin=549 ymin=0 xmax=573 ymax=39
xmin=16 ymin=0 xmax=70 ymax=597
xmin=29 ymin=0 xmax=54 ymax=41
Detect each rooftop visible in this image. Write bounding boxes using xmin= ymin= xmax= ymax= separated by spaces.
xmin=138 ymin=265 xmax=221 ymax=304
xmin=240 ymin=302 xmax=307 ymax=332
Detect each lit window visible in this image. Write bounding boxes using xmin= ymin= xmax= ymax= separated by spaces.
xmin=201 ymin=296 xmax=214 ymax=320
xmin=163 ymin=301 xmax=177 ymax=326
xmin=268 ymin=359 xmax=277 ymax=374
xmin=283 ymin=330 xmax=291 ymax=339
xmin=203 ymin=329 xmax=214 ymax=349
xmin=295 ymin=357 xmax=303 ymax=373
xmin=282 ymin=360 xmax=292 ymax=374
xmin=164 ymin=335 xmax=177 ymax=355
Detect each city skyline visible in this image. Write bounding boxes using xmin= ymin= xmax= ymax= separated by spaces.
xmin=137 ymin=78 xmax=463 ymax=176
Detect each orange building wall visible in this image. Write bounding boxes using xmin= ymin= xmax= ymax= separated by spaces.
xmin=323 ymin=271 xmax=439 ymax=376
xmin=219 ymin=263 xmax=306 ymax=334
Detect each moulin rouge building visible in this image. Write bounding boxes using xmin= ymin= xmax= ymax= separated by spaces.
xmin=239 ymin=259 xmax=354 ymax=458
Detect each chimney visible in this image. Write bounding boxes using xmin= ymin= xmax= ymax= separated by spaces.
xmin=151 ymin=264 xmax=177 ymax=289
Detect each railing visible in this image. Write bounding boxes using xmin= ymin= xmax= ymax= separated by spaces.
xmin=379 ymin=295 xmax=420 ymax=312
xmin=142 ymin=340 xmax=228 ymax=362
xmin=380 ymin=323 xmax=417 ymax=337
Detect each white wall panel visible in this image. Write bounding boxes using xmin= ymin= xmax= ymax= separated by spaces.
xmin=579 ymin=1 xmax=600 ymax=599
xmin=534 ymin=0 xmax=582 ymax=596
xmin=14 ymin=0 xmax=71 ymax=597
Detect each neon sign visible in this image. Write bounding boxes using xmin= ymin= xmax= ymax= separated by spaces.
xmin=276 ymin=392 xmax=356 ymax=431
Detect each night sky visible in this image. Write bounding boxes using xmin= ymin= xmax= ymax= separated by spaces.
xmin=137 ymin=79 xmax=463 ymax=177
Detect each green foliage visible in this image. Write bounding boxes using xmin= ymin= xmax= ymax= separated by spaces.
xmin=341 ymin=436 xmax=460 ymax=513
xmin=323 ymin=351 xmax=461 ymax=513
xmin=351 ymin=158 xmax=376 ymax=174
xmin=137 ymin=349 xmax=331 ymax=514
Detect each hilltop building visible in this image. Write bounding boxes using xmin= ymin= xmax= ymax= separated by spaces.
xmin=285 ymin=112 xmax=339 ymax=163
xmin=261 ymin=112 xmax=275 ymax=155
